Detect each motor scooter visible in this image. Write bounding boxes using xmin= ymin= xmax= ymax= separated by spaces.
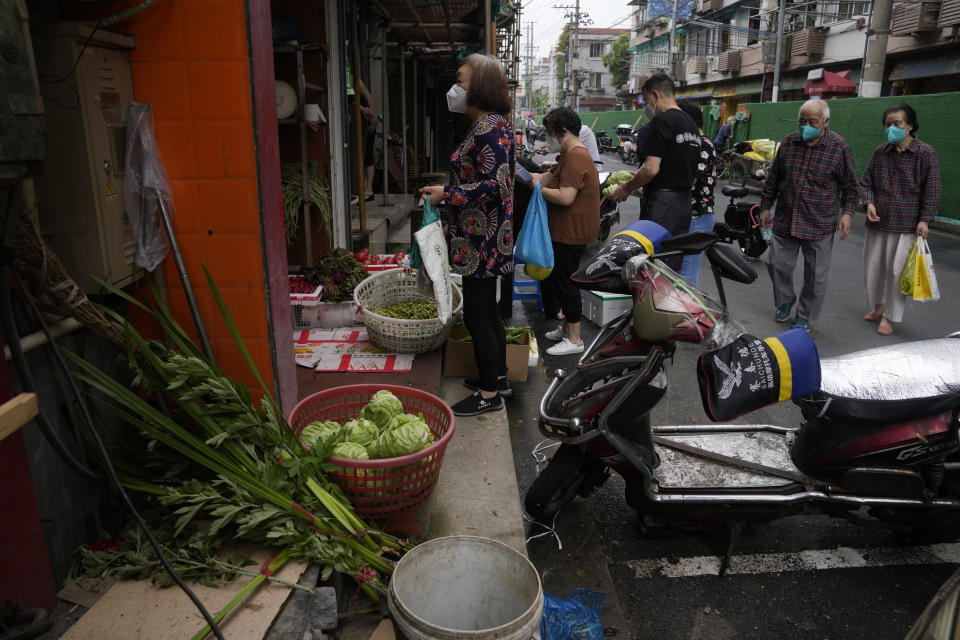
xmin=720 ymin=184 xmax=768 ymax=261
xmin=616 ymin=124 xmax=638 ymax=165
xmin=595 ymin=130 xmax=614 ymax=155
xmin=596 ymin=172 xmax=621 ymax=243
xmin=526 ymin=228 xmax=960 ymax=557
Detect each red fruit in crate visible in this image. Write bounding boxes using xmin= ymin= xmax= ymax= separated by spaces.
xmin=394 ymin=252 xmax=405 ymax=263
xmin=355 ymin=248 xmax=369 ymax=261
xmin=370 ymin=254 xmax=382 ymax=265
xmin=383 ymin=256 xmax=395 ymax=264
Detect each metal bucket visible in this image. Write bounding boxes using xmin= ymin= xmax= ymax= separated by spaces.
xmin=388 ymin=536 xmax=543 ymax=640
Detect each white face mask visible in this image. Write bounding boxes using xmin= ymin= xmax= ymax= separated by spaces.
xmin=546 ymin=133 xmax=563 ymax=153
xmin=643 ymin=102 xmax=657 ymax=121
xmin=446 ymin=84 xmax=468 ymax=113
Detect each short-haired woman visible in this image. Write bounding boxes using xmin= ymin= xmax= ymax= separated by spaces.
xmin=861 ymin=103 xmax=941 ymax=336
xmin=531 ymin=107 xmax=600 ymax=356
xmin=420 ymin=54 xmax=514 ymax=416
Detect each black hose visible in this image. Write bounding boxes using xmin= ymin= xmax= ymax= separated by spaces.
xmin=2 ymin=183 xmax=225 ymax=639
xmin=1 ymin=183 xmax=99 ymax=479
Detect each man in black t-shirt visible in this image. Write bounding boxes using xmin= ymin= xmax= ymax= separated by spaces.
xmin=611 ymin=74 xmax=700 ymax=268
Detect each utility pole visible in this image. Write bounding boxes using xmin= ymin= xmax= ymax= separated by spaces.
xmin=860 ymin=0 xmax=893 ymax=97
xmin=571 ymin=0 xmax=581 ymax=110
xmin=525 ymin=23 xmax=534 ymax=110
xmin=772 ymin=0 xmax=787 ymax=102
xmin=670 ymin=0 xmax=680 ymax=77
xmin=554 ymin=2 xmax=588 ymax=109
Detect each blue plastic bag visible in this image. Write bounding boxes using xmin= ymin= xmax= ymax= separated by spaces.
xmin=540 ymin=588 xmax=606 ymax=640
xmin=411 ymin=197 xmax=440 ymax=270
xmin=514 ymin=184 xmax=554 ymax=280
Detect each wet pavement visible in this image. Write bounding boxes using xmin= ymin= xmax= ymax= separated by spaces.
xmin=505 ymin=153 xmax=960 ymax=639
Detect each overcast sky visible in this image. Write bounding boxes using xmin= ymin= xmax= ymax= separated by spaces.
xmin=520 ymin=0 xmax=634 ymax=62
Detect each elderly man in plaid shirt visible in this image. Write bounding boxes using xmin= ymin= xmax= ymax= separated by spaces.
xmin=759 ymin=99 xmax=859 ymax=331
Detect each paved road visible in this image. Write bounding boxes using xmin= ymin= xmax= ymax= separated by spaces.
xmin=506 ymin=153 xmax=960 ymax=639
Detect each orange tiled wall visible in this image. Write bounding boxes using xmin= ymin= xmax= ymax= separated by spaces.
xmin=111 ymin=0 xmax=274 ymax=392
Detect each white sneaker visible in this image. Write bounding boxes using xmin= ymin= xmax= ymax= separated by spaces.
xmin=546 ymin=338 xmax=584 ymax=356
xmin=544 ymin=327 xmax=564 ymax=341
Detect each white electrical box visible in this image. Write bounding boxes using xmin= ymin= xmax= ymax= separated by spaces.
xmin=32 ymin=24 xmax=140 ymax=293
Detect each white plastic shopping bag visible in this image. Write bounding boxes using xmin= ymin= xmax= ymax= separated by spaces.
xmin=414 ymin=218 xmax=454 ymax=323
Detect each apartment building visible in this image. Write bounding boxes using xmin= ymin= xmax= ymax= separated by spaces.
xmin=627 ymin=0 xmax=960 ymax=115
xmin=565 ymin=28 xmax=631 ymax=111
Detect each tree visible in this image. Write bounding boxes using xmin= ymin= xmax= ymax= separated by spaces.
xmin=603 ymin=32 xmax=631 ymax=89
xmin=532 ymin=88 xmax=550 ymax=117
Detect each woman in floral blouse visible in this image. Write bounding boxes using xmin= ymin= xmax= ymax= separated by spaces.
xmin=677 ymin=100 xmax=718 ymax=286
xmin=420 ymin=54 xmax=514 ymax=417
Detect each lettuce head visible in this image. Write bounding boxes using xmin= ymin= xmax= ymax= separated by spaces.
xmin=331 ymin=441 xmax=370 ymax=460
xmin=360 ymin=390 xmax=405 ymax=430
xmin=299 ymin=420 xmax=341 ymax=450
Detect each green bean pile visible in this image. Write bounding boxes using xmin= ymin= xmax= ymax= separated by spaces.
xmin=369 ymin=300 xmax=438 ymax=320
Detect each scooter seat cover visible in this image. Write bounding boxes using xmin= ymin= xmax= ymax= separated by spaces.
xmin=697 ymin=327 xmax=820 ymax=422
xmin=795 ymin=337 xmax=960 ymax=423
xmin=571 ymin=221 xmax=670 ymax=293
xmin=818 ymin=338 xmax=960 ymax=401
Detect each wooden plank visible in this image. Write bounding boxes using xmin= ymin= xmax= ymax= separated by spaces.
xmin=0 ymin=393 xmax=38 ymax=442
xmin=62 ymin=547 xmax=308 ymax=640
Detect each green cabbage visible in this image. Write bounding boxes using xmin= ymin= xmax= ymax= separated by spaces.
xmin=299 ymin=420 xmax=341 ymax=450
xmin=331 ymin=441 xmax=370 ymax=460
xmin=389 ymin=413 xmax=423 ymax=430
xmin=360 ymin=390 xmax=404 ymax=430
xmin=602 ymin=171 xmax=634 ymax=197
xmin=344 ymin=418 xmax=379 ymax=448
xmin=373 ymin=419 xmax=432 ymax=458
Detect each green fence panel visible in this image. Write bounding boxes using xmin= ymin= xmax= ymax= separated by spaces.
xmin=741 ymin=93 xmax=960 ymax=222
xmin=579 ymin=109 xmax=649 ymax=137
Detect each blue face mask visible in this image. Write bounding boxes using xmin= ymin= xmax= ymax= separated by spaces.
xmin=886 ymin=125 xmax=908 ymax=144
xmin=799 ymin=125 xmax=821 ymax=142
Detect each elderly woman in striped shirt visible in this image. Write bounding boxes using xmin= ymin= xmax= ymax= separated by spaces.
xmin=860 ymin=103 xmax=941 ymax=336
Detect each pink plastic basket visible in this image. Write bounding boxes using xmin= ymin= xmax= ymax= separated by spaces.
xmin=287 ymin=384 xmax=455 ymax=517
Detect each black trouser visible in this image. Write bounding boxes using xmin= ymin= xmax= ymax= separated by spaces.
xmin=541 ymin=242 xmax=586 ymax=324
xmin=462 ymin=276 xmax=507 ymax=392
xmin=640 ymin=188 xmax=693 ymax=271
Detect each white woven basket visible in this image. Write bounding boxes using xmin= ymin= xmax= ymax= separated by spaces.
xmin=354 ymin=269 xmax=463 ymax=354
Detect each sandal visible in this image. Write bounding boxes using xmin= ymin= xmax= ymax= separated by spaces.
xmin=863 ymin=311 xmax=883 ymax=322
xmin=877 ymin=320 xmax=893 ymax=336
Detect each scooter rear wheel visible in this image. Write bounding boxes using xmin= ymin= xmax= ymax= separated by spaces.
xmin=525 ymin=444 xmax=607 ymax=522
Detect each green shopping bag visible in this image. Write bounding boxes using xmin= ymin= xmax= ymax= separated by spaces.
xmin=899 ymin=239 xmax=919 ymax=296
xmin=410 ymin=197 xmax=440 ymax=270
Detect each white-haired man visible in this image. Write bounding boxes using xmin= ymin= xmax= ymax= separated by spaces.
xmin=759 ymin=99 xmax=859 ymax=331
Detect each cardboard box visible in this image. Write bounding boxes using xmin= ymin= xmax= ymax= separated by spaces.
xmin=443 ymin=325 xmax=530 ymax=382
xmin=581 ymin=290 xmax=633 ymax=327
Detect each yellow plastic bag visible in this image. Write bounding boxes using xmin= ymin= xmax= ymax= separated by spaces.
xmin=912 ymin=236 xmax=940 ymax=302
xmin=899 ymin=240 xmax=919 ymax=296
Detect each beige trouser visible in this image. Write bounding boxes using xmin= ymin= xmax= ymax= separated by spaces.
xmin=863 ymin=226 xmax=916 ymax=323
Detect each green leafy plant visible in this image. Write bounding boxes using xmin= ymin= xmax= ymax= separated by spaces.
xmin=281 ymin=161 xmax=332 ymax=244
xmin=66 ymin=270 xmax=411 ymax=611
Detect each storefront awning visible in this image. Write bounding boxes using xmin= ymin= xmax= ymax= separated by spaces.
xmin=889 ymin=51 xmax=960 ymax=80
xmin=579 ymin=98 xmax=617 ymax=107
xmin=805 ymin=70 xmax=857 ymax=95
xmin=735 ymin=79 xmax=763 ymax=95
xmin=713 ymin=83 xmax=738 ymax=97
xmin=676 ymin=91 xmax=714 ymax=99
xmin=677 ymin=84 xmax=713 ymax=97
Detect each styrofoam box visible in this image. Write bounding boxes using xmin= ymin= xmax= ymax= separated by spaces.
xmin=288 ymin=275 xmax=323 ymax=305
xmin=581 ymin=290 xmax=632 ymax=327
xmin=293 ymin=301 xmax=363 ymax=330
